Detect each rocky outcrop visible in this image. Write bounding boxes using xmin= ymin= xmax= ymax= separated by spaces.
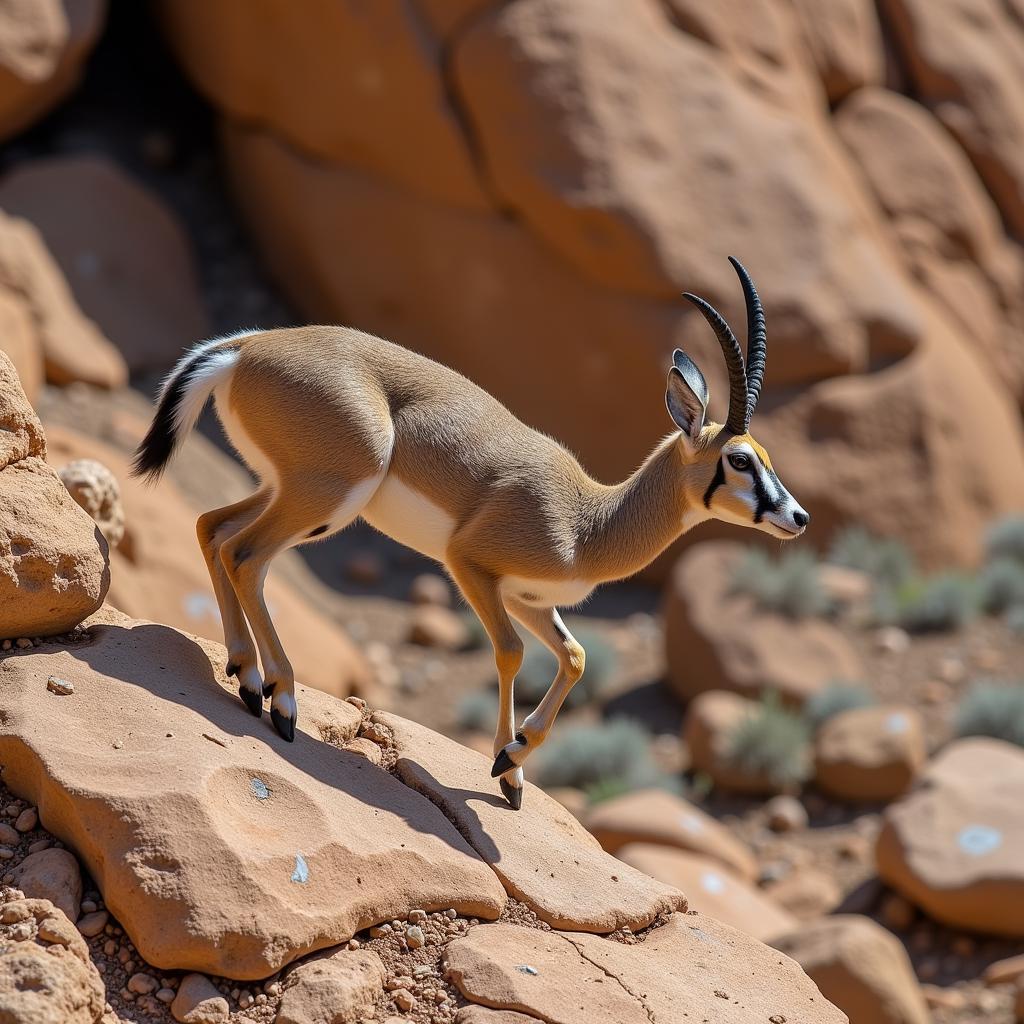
xmin=665 ymin=543 xmax=863 ymax=704
xmin=378 ymin=712 xmax=687 ymax=933
xmin=159 ymin=0 xmax=1024 ymax=569
xmin=0 ymin=606 xmax=507 ymax=978
xmin=0 ymin=209 xmax=126 ymax=391
xmin=0 ymin=155 xmax=209 ymax=375
xmin=813 ymin=705 xmax=926 ymax=802
xmin=584 ymin=788 xmax=758 ymax=881
xmin=44 ymin=424 xmax=372 ymax=702
xmin=0 ymin=352 xmax=108 ymax=639
xmin=445 ymin=915 xmax=846 ymax=1023
xmin=58 ymin=458 xmax=124 ymax=550
xmin=615 ymin=845 xmax=797 ymax=941
xmin=876 ymin=738 xmax=1024 ymax=937
xmin=0 ymin=889 xmax=106 ymax=1024
xmin=0 ymin=0 xmax=106 ymax=142
xmin=772 ymin=915 xmax=929 ymax=1024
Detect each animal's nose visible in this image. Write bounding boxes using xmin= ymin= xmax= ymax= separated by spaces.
xmin=793 ymin=509 xmax=810 ymax=528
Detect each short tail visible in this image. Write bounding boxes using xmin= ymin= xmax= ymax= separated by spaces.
xmin=131 ymin=337 xmax=244 ymax=482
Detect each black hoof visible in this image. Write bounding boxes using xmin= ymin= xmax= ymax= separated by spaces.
xmin=271 ymin=707 xmax=296 ymax=742
xmin=262 ymin=681 xmax=276 ymax=698
xmin=491 ymin=748 xmax=516 ymax=779
xmin=500 ymin=778 xmax=523 ymax=810
xmin=238 ymin=683 xmax=263 ymax=718
xmin=226 ymin=661 xmax=240 ymax=678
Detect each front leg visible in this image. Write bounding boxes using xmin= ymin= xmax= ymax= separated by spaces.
xmin=448 ymin=561 xmax=525 ymax=809
xmin=491 ymin=601 xmax=585 ymax=780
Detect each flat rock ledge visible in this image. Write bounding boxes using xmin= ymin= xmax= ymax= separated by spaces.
xmin=0 ymin=606 xmax=506 ymax=979
xmin=378 ymin=712 xmax=687 ymax=933
xmin=444 ymin=916 xmax=849 ymax=1024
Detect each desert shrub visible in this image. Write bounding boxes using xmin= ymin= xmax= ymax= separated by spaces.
xmin=532 ymin=718 xmax=667 ymax=798
xmin=985 ymin=516 xmax=1024 ymax=566
xmin=731 ymin=548 xmax=832 ymax=620
xmin=977 ymin=557 xmax=1024 ymax=615
xmin=874 ymin=572 xmax=979 ymax=634
xmin=512 ymin=628 xmax=616 ymax=710
xmin=827 ymin=526 xmax=916 ymax=589
xmin=804 ymin=681 xmax=876 ymax=731
xmin=455 ymin=690 xmax=499 ymax=733
xmin=725 ymin=691 xmax=811 ymax=790
xmin=953 ymin=681 xmax=1024 ymax=749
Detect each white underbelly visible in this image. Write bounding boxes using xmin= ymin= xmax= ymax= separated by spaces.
xmin=361 ymin=475 xmax=455 ymax=562
xmin=500 ymin=575 xmax=595 ymax=609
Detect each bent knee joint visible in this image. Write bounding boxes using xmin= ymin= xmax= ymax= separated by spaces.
xmin=566 ymin=643 xmax=585 ymax=682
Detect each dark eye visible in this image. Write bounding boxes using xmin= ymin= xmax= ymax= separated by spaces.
xmin=728 ymin=452 xmax=751 ymax=471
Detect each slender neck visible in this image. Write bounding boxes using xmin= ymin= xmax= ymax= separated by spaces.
xmin=577 ymin=434 xmax=706 ymax=581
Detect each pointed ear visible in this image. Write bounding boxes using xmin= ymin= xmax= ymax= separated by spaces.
xmin=666 ymin=350 xmax=708 ymax=442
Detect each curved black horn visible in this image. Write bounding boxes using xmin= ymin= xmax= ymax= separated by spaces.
xmin=682 ymin=291 xmax=749 ymax=434
xmin=728 ymin=256 xmax=766 ymax=421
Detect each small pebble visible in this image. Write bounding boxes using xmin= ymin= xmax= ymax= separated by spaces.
xmin=78 ymin=911 xmax=109 ymax=937
xmin=0 ymin=824 xmax=19 ymax=845
xmin=409 ymin=909 xmax=427 ymax=923
xmin=128 ymin=973 xmax=158 ymax=995
xmin=46 ymin=675 xmax=74 ymax=696
xmin=369 ymin=924 xmax=392 ymax=939
xmin=9 ymin=921 xmax=32 ymax=941
xmin=406 ymin=925 xmax=425 ymax=949
xmin=0 ymin=848 xmax=14 ymax=861
xmin=345 ymin=696 xmax=366 ymax=711
xmin=15 ymin=638 xmax=32 ymax=650
xmin=393 ymin=989 xmax=415 ymax=1012
xmin=27 ymin=839 xmax=51 ymax=853
xmin=14 ymin=808 xmax=37 ymax=833
xmin=346 ymin=938 xmax=360 ymax=950
xmin=156 ymin=988 xmax=176 ymax=1004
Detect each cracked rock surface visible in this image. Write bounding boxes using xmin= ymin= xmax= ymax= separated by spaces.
xmin=445 ymin=916 xmax=848 ymax=1024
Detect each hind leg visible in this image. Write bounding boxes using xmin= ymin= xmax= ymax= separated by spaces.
xmin=220 ymin=475 xmax=379 ymax=740
xmin=196 ymin=489 xmax=273 ymax=717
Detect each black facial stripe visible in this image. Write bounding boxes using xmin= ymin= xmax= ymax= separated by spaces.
xmin=752 ymin=466 xmax=783 ymax=523
xmin=703 ymin=457 xmax=725 ymax=508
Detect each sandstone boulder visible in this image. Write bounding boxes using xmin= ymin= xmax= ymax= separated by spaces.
xmin=58 ymin=458 xmax=124 ymax=549
xmin=276 ymin=948 xmax=385 ymax=1024
xmin=615 ymin=845 xmax=797 ymax=941
xmin=772 ymin=915 xmax=929 ymax=1024
xmin=762 ymin=868 xmax=842 ymax=921
xmin=835 ymin=86 xmax=1024 ymax=400
xmin=0 ymin=0 xmax=105 ymax=142
xmin=10 ymin=847 xmax=81 ymax=922
xmin=445 ymin=915 xmax=846 ymax=1023
xmin=0 ymin=156 xmax=209 ymax=375
xmin=814 ymin=705 xmax=926 ymax=802
xmin=158 ymin=0 xmax=487 ymax=210
xmin=584 ymin=787 xmax=758 ymax=881
xmin=665 ymin=543 xmax=863 ymax=704
xmin=0 ymin=607 xmax=507 ymax=978
xmin=378 ymin=712 xmax=687 ymax=933
xmin=45 ymin=425 xmax=371 ymax=702
xmin=0 ymin=890 xmax=105 ymax=1024
xmin=790 ymin=0 xmax=884 ymax=102
xmin=0 ymin=288 xmax=42 ymax=403
xmin=0 ymin=210 xmax=126 ymax=390
xmin=880 ymin=0 xmax=1024 ymax=237
xmin=0 ymin=352 xmax=108 ymax=639
xmin=876 ymin=738 xmax=1024 ymax=937
xmin=684 ymin=689 xmax=802 ymax=795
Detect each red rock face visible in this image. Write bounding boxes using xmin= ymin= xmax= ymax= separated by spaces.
xmin=156 ymin=0 xmax=1024 ymax=569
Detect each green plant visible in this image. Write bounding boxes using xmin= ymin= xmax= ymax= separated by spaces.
xmin=731 ymin=548 xmax=832 ymax=619
xmin=804 ymin=681 xmax=876 ymax=731
xmin=977 ymin=557 xmax=1024 ymax=615
xmin=953 ymin=681 xmax=1024 ymax=749
xmin=511 ymin=628 xmax=617 ymax=710
xmin=985 ymin=516 xmax=1024 ymax=566
xmin=875 ymin=572 xmax=979 ymax=633
xmin=827 ymin=526 xmax=916 ymax=589
xmin=725 ymin=691 xmax=811 ymax=790
xmin=455 ymin=690 xmax=499 ymax=733
xmin=532 ymin=718 xmax=668 ymax=798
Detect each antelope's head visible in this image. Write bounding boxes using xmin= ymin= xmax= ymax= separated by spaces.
xmin=666 ymin=257 xmax=809 ymax=540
